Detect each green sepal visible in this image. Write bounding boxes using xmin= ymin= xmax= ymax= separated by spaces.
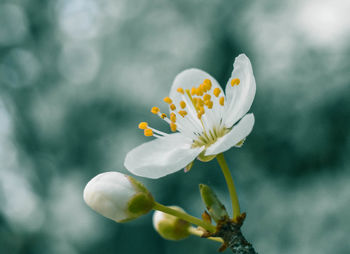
xmin=199 ymin=184 xmax=229 ymax=223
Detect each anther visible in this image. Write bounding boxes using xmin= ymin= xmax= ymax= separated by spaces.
xmin=138 ymin=122 xmax=148 ymax=129
xmin=199 ymin=83 xmax=206 ymax=93
xmin=151 ymin=107 xmax=160 ymax=114
xmin=203 ymin=94 xmax=211 ymax=101
xmin=180 ymin=101 xmax=186 ymax=109
xmin=213 ymin=88 xmax=221 ymax=97
xmin=177 ymin=87 xmax=184 ymax=94
xmin=206 ymin=100 xmax=213 ymax=109
xmin=231 ymin=78 xmax=240 ymax=86
xmin=204 ymin=79 xmax=212 ymax=90
xmin=161 ymin=113 xmax=167 ymax=119
xmin=191 ymin=87 xmax=196 ymax=96
xmin=170 ymin=113 xmax=176 ymax=122
xmin=170 ymin=122 xmax=177 ymax=132
xmin=178 ymin=110 xmax=187 ymax=117
xmin=219 ymin=96 xmax=225 ymax=106
xmin=144 ymin=128 xmax=153 ymax=137
xmin=170 ymin=104 xmax=176 ymax=111
xmin=163 ymin=97 xmax=173 ymax=104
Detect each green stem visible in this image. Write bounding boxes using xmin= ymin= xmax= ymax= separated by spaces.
xmin=216 ymin=153 xmax=241 ymax=219
xmin=153 ymin=202 xmax=216 ymax=232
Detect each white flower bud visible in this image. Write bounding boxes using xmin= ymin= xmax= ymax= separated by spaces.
xmin=152 ymin=206 xmax=191 ymax=241
xmin=84 ymin=172 xmax=154 ymax=223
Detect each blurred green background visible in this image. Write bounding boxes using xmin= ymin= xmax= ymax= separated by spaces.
xmin=1 ymin=0 xmax=349 ymax=253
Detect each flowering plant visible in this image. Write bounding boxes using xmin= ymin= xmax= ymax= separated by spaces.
xmin=84 ymin=54 xmax=258 ymax=254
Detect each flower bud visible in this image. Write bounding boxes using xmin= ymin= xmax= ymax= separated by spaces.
xmin=84 ymin=172 xmax=155 ymax=223
xmin=199 ymin=184 xmax=229 ymax=223
xmin=152 ymin=206 xmax=191 ymax=241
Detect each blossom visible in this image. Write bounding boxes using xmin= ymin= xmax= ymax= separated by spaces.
xmin=83 ymin=172 xmax=154 ymax=222
xmin=124 ymin=54 xmax=256 ymax=179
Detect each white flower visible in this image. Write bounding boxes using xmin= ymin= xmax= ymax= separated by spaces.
xmin=83 ymin=172 xmax=154 ymax=222
xmin=125 ymin=54 xmax=256 ymax=179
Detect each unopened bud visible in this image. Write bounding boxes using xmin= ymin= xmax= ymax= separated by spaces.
xmin=84 ymin=172 xmax=155 ymax=223
xmin=153 ymin=206 xmax=191 ymax=241
xmin=199 ymin=184 xmax=229 ymax=222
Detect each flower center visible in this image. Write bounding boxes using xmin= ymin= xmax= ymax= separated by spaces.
xmin=138 ymin=78 xmax=240 ymax=149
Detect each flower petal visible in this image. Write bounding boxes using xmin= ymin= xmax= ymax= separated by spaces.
xmin=204 ymin=113 xmax=255 ymax=156
xmin=170 ymin=68 xmax=223 ymax=102
xmin=124 ymin=133 xmax=204 ymax=179
xmin=223 ymin=54 xmax=256 ymax=128
xmin=169 ymin=69 xmax=225 ymax=137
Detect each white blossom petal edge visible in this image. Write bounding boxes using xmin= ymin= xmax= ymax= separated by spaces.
xmin=124 ymin=54 xmax=256 ymax=179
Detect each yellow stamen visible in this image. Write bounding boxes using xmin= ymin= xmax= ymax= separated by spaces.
xmin=203 ymin=94 xmax=211 ymax=101
xmin=151 ymin=107 xmax=160 ymax=114
xmin=219 ymin=96 xmax=225 ymax=106
xmin=163 ymin=97 xmax=173 ymax=104
xmin=177 ymin=87 xmax=184 ymax=94
xmin=204 ymin=100 xmax=214 ymax=108
xmin=199 ymin=83 xmax=206 ymax=93
xmin=178 ymin=110 xmax=187 ymax=117
xmin=196 ymin=88 xmax=203 ymax=96
xmin=161 ymin=113 xmax=167 ymax=119
xmin=213 ymin=88 xmax=221 ymax=97
xmin=204 ymin=79 xmax=212 ymax=90
xmin=170 ymin=113 xmax=176 ymax=122
xmin=144 ymin=128 xmax=153 ymax=136
xmin=170 ymin=122 xmax=177 ymax=132
xmin=196 ymin=98 xmax=204 ymax=108
xmin=138 ymin=122 xmax=148 ymax=129
xmin=180 ymin=101 xmax=186 ymax=109
xmin=170 ymin=104 xmax=176 ymax=111
xmin=206 ymin=100 xmax=213 ymax=109
xmin=191 ymin=87 xmax=196 ymax=96
xmin=193 ymin=98 xmax=198 ymax=105
xmin=231 ymin=78 xmax=240 ymax=86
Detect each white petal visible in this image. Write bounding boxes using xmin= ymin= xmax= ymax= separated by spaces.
xmin=124 ymin=133 xmax=204 ymax=179
xmin=83 ymin=172 xmax=135 ymax=222
xmin=204 ymin=114 xmax=255 ymax=156
xmin=169 ymin=69 xmax=225 ymax=135
xmin=223 ymin=54 xmax=256 ymax=128
xmin=170 ymin=68 xmax=223 ymax=103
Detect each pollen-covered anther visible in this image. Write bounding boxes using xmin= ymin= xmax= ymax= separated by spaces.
xmin=170 ymin=113 xmax=176 ymax=122
xmin=170 ymin=122 xmax=177 ymax=132
xmin=205 ymin=100 xmax=213 ymax=109
xmin=138 ymin=122 xmax=148 ymax=130
xmin=197 ymin=107 xmax=205 ymax=119
xmin=180 ymin=101 xmax=186 ymax=109
xmin=213 ymin=88 xmax=221 ymax=97
xmin=177 ymin=87 xmax=184 ymax=94
xmin=151 ymin=107 xmax=160 ymax=114
xmin=203 ymin=94 xmax=211 ymax=101
xmin=161 ymin=113 xmax=167 ymax=119
xmin=144 ymin=128 xmax=153 ymax=137
xmin=219 ymin=96 xmax=225 ymax=106
xmin=199 ymin=83 xmax=206 ymax=93
xmin=170 ymin=104 xmax=176 ymax=111
xmin=196 ymin=87 xmax=204 ymax=96
xmin=231 ymin=78 xmax=240 ymax=86
xmin=191 ymin=87 xmax=196 ymax=96
xmin=163 ymin=97 xmax=173 ymax=104
xmin=203 ymin=79 xmax=212 ymax=90
xmin=196 ymin=98 xmax=204 ymax=108
xmin=178 ymin=110 xmax=187 ymax=117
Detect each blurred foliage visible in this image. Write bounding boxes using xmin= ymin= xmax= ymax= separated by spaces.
xmin=0 ymin=0 xmax=349 ymax=254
